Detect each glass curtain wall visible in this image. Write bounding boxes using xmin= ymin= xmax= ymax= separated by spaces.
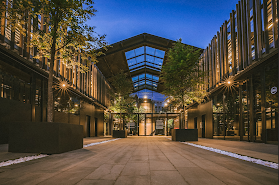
xmin=213 ymin=91 xmax=240 ymax=140
xmin=253 ymin=73 xmax=262 ymax=142
xmin=265 ymin=61 xmax=278 ymax=142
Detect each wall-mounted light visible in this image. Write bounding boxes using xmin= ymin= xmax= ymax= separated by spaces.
xmin=60 ymin=81 xmax=68 ymax=89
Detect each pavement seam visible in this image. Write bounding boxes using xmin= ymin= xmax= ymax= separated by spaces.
xmin=163 ymin=139 xmax=229 ymax=185
xmin=74 ymin=141 xmax=129 ymax=185
xmin=155 ymin=138 xmax=191 ymax=185
xmin=112 ymin=137 xmax=142 ymax=185
xmin=35 ymin=139 xmax=126 ymax=185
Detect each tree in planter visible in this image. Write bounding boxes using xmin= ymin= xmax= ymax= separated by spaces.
xmin=109 ymin=71 xmax=134 ymax=130
xmin=161 ymin=39 xmax=206 ymax=129
xmin=1 ymin=0 xmax=107 ymax=122
xmin=30 ymin=0 xmax=107 ymax=122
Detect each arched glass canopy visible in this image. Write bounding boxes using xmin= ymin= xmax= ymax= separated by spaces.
xmin=125 ymin=46 xmax=165 ymax=92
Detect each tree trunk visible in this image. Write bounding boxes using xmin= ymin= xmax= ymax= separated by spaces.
xmin=47 ymin=11 xmax=59 ymax=122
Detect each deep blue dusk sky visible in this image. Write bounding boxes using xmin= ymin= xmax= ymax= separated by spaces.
xmin=90 ymin=0 xmax=240 ymax=49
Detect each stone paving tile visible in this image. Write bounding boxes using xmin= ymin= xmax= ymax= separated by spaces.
xmin=37 ymin=171 xmax=92 ymax=185
xmin=241 ymin=172 xmax=279 ymax=185
xmin=76 ymin=179 xmax=114 ymax=185
xmin=121 ymin=162 xmax=150 ymax=176
xmin=208 ymin=169 xmax=264 ymax=185
xmin=149 ymin=160 xmax=176 ymax=171
xmin=85 ymin=164 xmax=124 ymax=180
xmin=0 ymin=136 xmax=278 ymax=185
xmin=114 ymin=175 xmax=150 ymax=185
xmin=1 ymin=172 xmax=57 ymax=185
xmin=128 ymin=155 xmax=149 ymax=163
xmin=150 ymin=170 xmax=187 ymax=185
xmin=177 ymin=167 xmax=226 ymax=185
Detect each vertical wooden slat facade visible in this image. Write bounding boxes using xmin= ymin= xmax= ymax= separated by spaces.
xmin=0 ymin=8 xmax=112 ymax=111
xmin=194 ymin=0 xmax=278 ymax=142
xmin=199 ymin=0 xmax=278 ymax=85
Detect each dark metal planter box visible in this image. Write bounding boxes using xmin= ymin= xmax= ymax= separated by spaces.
xmin=113 ymin=130 xmax=127 ymax=138
xmin=8 ymin=122 xmax=83 ymax=154
xmin=172 ymin=129 xmax=198 ymax=142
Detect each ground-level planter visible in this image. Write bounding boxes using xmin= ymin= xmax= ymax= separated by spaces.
xmin=8 ymin=122 xmax=83 ymax=154
xmin=113 ymin=130 xmax=127 ymax=138
xmin=172 ymin=129 xmax=198 ymax=142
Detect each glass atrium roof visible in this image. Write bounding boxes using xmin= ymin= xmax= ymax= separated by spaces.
xmin=125 ymin=46 xmax=165 ymax=91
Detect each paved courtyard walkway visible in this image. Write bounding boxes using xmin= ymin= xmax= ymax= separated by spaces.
xmin=0 ymin=136 xmax=278 ymax=185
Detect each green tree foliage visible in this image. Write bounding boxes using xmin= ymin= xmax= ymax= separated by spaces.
xmin=161 ymin=39 xmax=206 ymax=128
xmin=1 ymin=0 xmax=107 ymax=122
xmin=109 ymin=71 xmax=134 ymax=130
xmin=0 ymin=0 xmax=33 ymax=34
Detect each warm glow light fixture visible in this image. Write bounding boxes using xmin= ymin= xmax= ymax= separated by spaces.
xmin=54 ymin=80 xmax=70 ymax=95
xmin=144 ymin=95 xmax=147 ymax=99
xmin=61 ymin=81 xmax=68 ymax=89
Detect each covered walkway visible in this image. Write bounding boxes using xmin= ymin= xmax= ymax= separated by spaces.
xmin=0 ymin=137 xmax=277 ymax=184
